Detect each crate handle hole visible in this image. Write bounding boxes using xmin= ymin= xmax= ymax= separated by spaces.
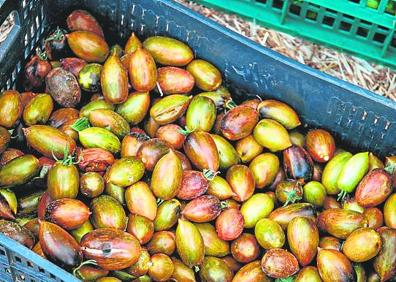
xmin=322 ymin=16 xmax=335 ymax=27
xmin=272 ymin=0 xmax=284 ymax=10
xmin=357 ymin=27 xmax=369 ymax=38
xmin=373 ymin=32 xmax=386 ymax=43
xmin=306 ymin=11 xmax=318 ymax=21
xmin=289 ymin=4 xmax=301 ymax=16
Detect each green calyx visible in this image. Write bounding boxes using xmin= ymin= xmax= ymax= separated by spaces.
xmin=45 ymin=27 xmax=65 ymax=42
xmin=203 ymin=169 xmax=220 ymax=181
xmin=283 ymin=189 xmax=302 ymax=207
xmin=36 ymin=47 xmax=48 ymax=61
xmin=71 ymin=117 xmax=91 ymax=132
xmin=337 ymin=190 xmax=349 ymax=202
xmin=72 ymin=259 xmax=98 ymax=278
xmin=52 ymin=145 xmax=79 ymax=166
xmin=225 ymin=99 xmax=237 ymax=110
xmin=178 ymin=126 xmax=194 ymax=136
xmin=385 ymin=163 xmax=396 ymax=175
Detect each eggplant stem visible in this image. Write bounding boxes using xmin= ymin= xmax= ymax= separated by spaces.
xmin=178 ymin=126 xmax=194 ymax=136
xmin=220 ymin=201 xmax=228 ymax=210
xmin=385 ymin=163 xmax=396 ymax=175
xmin=283 ymin=190 xmax=302 ymax=207
xmin=203 ymin=169 xmax=219 ymax=181
xmin=72 ymin=260 xmax=98 ymax=277
xmin=255 ymin=95 xmax=263 ymax=101
xmin=225 ymin=99 xmax=237 ymax=110
xmin=156 ymin=198 xmax=164 ymax=206
xmin=45 ymin=26 xmax=64 ymax=42
xmin=337 ymin=190 xmax=348 ymax=202
xmin=71 ymin=117 xmax=91 ymax=132
xmin=193 ymin=265 xmax=200 ymax=273
xmin=35 ymin=47 xmax=48 ymax=61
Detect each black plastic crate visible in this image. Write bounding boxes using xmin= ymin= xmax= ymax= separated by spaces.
xmin=0 ymin=0 xmax=395 ymax=281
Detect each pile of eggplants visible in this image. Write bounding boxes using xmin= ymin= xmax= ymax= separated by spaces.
xmin=0 ymin=9 xmax=394 ymax=282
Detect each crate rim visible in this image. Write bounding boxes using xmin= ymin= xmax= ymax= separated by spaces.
xmin=166 ymin=0 xmax=395 ymax=110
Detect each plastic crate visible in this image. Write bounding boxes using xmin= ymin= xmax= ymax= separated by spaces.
xmin=193 ymin=0 xmax=396 ymax=68
xmin=0 ymin=0 xmax=395 ymax=281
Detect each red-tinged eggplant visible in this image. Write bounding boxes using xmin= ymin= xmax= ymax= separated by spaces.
xmin=129 ymin=47 xmax=157 ymax=92
xmin=319 ymin=236 xmax=342 ymax=251
xmin=287 ymin=217 xmax=319 ymax=266
xmin=305 ymin=129 xmax=336 ymax=163
xmin=127 ymin=214 xmax=154 ymax=245
xmin=80 ymin=172 xmax=105 ymax=198
xmin=136 ymin=138 xmax=170 ymax=171
xmin=70 ymin=220 xmax=93 ymax=243
xmin=373 ymin=227 xmax=396 ymax=281
xmin=80 ymin=228 xmax=141 ymax=271
xmin=283 ymin=145 xmax=314 ymax=183
xmin=60 ymin=57 xmax=86 ymax=77
xmin=77 ymin=63 xmax=102 ymax=92
xmin=236 ymin=135 xmax=264 ymax=163
xmin=269 ymin=168 xmax=286 ymax=191
xmin=116 ymin=92 xmax=151 ymax=125
xmin=0 ymin=90 xmax=22 ymax=128
xmin=220 ymin=105 xmax=259 ymax=141
xmin=261 ymin=248 xmax=299 ymax=279
xmin=187 ymin=59 xmax=222 ymax=91
xmin=150 ymin=94 xmax=191 ymax=125
xmin=0 ymin=148 xmax=24 ymax=166
xmin=101 ymin=53 xmax=128 ymax=104
xmin=317 ymin=208 xmax=367 ymax=239
xmin=171 ymin=257 xmax=196 ymax=282
xmin=125 ymin=181 xmax=157 ymax=221
xmin=0 ymin=127 xmax=10 ymax=155
xmin=199 ymin=256 xmax=233 ymax=282
xmin=23 ymin=93 xmax=54 ymax=126
xmin=45 ymin=27 xmax=71 ymax=60
xmin=222 ymin=256 xmax=242 ymax=274
xmin=317 ymin=249 xmax=354 ymax=282
xmin=147 ymin=231 xmax=176 ymax=255
xmin=154 ymin=199 xmax=181 ymax=231
xmin=121 ymin=131 xmax=150 ymax=158
xmin=23 ymin=49 xmax=52 ymax=91
xmin=45 ymin=198 xmax=90 ymax=230
xmin=364 ymin=207 xmax=384 ymax=229
xmin=39 ymin=221 xmax=82 ymax=268
xmin=177 ymin=170 xmax=209 ymax=200
xmin=104 ymin=156 xmax=145 ymax=187
xmin=342 ymin=197 xmax=365 ymax=214
xmin=233 ymin=260 xmax=270 ymax=282
xmin=176 ymin=150 xmax=192 ymax=171
xmin=157 ymin=66 xmax=195 ymax=95
xmin=195 ymin=223 xmax=230 ymax=258
xmin=241 ymin=193 xmax=274 ymax=228
xmin=151 ymin=150 xmax=183 ymax=200
xmin=215 ymin=208 xmax=244 ymax=241
xmin=0 ymin=154 xmax=40 ymax=187
xmin=0 ymin=220 xmax=35 ymax=249
xmin=126 ymin=248 xmax=150 ymax=277
xmin=323 ymin=196 xmax=341 ymax=209
xmin=78 ymin=148 xmax=115 ymax=173
xmin=231 ymin=233 xmax=260 ymax=263
xmin=47 ymin=155 xmax=79 ymax=200
xmin=176 ymin=219 xmax=205 ymax=267
xmin=125 ymin=32 xmax=142 ymax=54
xmin=257 ymin=99 xmax=301 ymax=130
xmin=255 ymin=218 xmax=285 ymax=249
xmin=37 ymin=191 xmax=53 ymax=219
xmin=207 ymin=175 xmax=235 ymax=200
xmin=80 ymin=99 xmax=115 ymax=118
xmin=211 ymin=134 xmax=240 ymax=170
xmin=49 ymin=108 xmax=79 ymax=129
xmin=67 ymin=31 xmax=109 ymax=62
xmin=182 ymin=195 xmax=222 ymax=223
xmin=148 ymin=253 xmax=174 ymax=281
xmin=186 ymin=96 xmax=217 ymax=132
xmin=302 ymin=181 xmax=327 ymax=207
xmin=45 ymin=67 xmax=81 ymax=107
xmin=143 ymin=36 xmax=194 ymax=66
xmin=342 ymin=227 xmax=381 ymax=262
xmin=384 ymin=193 xmax=396 ymax=228
xmin=268 ymin=203 xmax=315 ymax=230
xmin=226 ymin=164 xmax=255 ymax=202
xmin=253 ymin=119 xmax=292 ymax=152
xmin=355 ymin=168 xmax=392 ymax=208
xmin=183 ymin=131 xmax=219 ymax=172
xmin=295 ymin=266 xmax=323 ymax=282
xmin=155 ymin=124 xmax=185 ymax=150
xmin=91 ymin=195 xmax=127 ymax=230
xmin=66 ymin=10 xmax=104 ymax=37
xmin=249 ymin=153 xmax=279 ymax=189
xmin=23 ymin=125 xmax=76 ymax=158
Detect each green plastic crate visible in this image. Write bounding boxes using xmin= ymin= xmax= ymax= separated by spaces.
xmin=194 ymin=0 xmax=396 ymax=68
